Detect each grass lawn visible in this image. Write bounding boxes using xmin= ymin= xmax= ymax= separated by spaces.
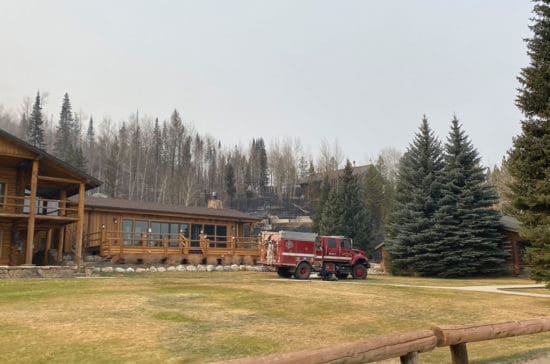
xmin=0 ymin=272 xmax=548 ymax=364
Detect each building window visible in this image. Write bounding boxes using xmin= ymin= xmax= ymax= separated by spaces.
xmin=216 ymin=225 xmax=227 ymax=242
xmin=0 ymin=182 xmax=6 ymax=209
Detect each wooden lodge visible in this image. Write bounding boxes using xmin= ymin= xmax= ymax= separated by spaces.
xmin=0 ymin=129 xmax=100 ymax=266
xmin=67 ymin=196 xmax=262 ymax=264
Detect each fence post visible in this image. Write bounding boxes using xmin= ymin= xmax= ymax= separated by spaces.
xmin=400 ymin=351 xmax=420 ymax=364
xmin=450 ymin=343 xmax=469 ymax=364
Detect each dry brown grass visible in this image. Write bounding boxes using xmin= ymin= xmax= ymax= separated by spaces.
xmin=0 ymin=273 xmax=548 ymax=364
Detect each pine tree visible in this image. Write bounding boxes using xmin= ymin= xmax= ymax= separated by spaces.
xmin=509 ymin=0 xmax=550 ymax=286
xmin=54 ymin=93 xmax=74 ymax=160
xmin=337 ymin=159 xmax=370 ymax=251
xmin=435 ymin=117 xmax=505 ymax=277
xmin=225 ymin=162 xmax=236 ymax=208
xmin=313 ymin=175 xmax=331 ymax=234
xmin=387 ymin=117 xmax=445 ymax=275
xmin=28 ymin=91 xmax=45 ymax=149
xmin=364 ymin=164 xmax=385 ymax=255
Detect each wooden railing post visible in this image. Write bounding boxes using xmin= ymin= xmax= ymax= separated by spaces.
xmin=24 ymin=159 xmax=39 ymax=265
xmin=100 ymin=229 xmax=107 ymax=256
xmin=450 ymin=343 xmax=468 ymax=364
xmin=75 ymin=182 xmax=85 ymax=270
xmin=44 ymin=228 xmax=53 ymax=265
xmin=400 ymin=352 xmax=420 ymax=364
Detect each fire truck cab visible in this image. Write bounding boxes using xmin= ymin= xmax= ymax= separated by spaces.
xmin=261 ymin=230 xmax=370 ymax=280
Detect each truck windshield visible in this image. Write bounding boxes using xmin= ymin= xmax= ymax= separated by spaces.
xmin=341 ymin=239 xmax=351 ymax=250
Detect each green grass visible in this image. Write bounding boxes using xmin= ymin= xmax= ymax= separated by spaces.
xmin=0 ymin=272 xmax=548 ymax=363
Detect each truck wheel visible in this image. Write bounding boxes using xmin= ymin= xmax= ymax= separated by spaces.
xmin=352 ymin=264 xmax=367 ymax=280
xmin=277 ymin=267 xmax=293 ymax=278
xmin=294 ymin=262 xmax=311 ymax=280
xmin=336 ymin=272 xmax=349 ymax=279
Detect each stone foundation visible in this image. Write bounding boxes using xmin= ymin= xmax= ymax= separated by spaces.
xmin=0 ymin=265 xmax=82 ymax=279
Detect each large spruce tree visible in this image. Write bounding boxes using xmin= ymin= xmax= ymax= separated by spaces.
xmin=387 ymin=117 xmax=444 ymax=275
xmin=435 ymin=117 xmax=505 ymax=277
xmin=28 ymin=91 xmax=45 ymax=149
xmin=337 ymin=160 xmax=370 ymax=250
xmin=364 ymin=164 xmax=385 ymax=254
xmin=508 ymin=0 xmax=550 ymax=286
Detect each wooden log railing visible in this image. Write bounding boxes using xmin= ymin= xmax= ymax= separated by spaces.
xmin=218 ymin=318 xmax=550 ymax=364
xmin=0 ymin=194 xmax=78 ymax=217
xmin=89 ymin=230 xmax=261 ymax=259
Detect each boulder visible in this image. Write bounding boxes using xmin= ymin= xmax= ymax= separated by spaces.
xmin=93 ymin=267 xmax=101 ymax=273
xmin=136 ymin=268 xmax=146 ymax=273
xmin=186 ymin=265 xmax=197 ymax=272
xmin=239 ymin=265 xmax=246 ymax=271
xmin=115 ymin=267 xmax=126 ymax=273
xmin=126 ymin=267 xmax=135 ymax=273
xmin=215 ymin=265 xmax=224 ymax=272
xmin=230 ymin=264 xmax=240 ymax=272
xmin=157 ymin=267 xmax=166 ymax=272
xmin=223 ymin=265 xmax=231 ymax=271
xmin=167 ymin=266 xmax=176 ymax=272
xmin=176 ymin=265 xmax=186 ymax=272
xmin=196 ymin=265 xmax=206 ymax=272
xmin=206 ymin=265 xmax=215 ymax=272
xmin=102 ymin=266 xmax=113 ymax=273
xmin=149 ymin=266 xmax=158 ymax=272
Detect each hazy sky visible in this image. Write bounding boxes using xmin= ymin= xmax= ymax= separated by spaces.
xmin=0 ymin=1 xmax=533 ymax=167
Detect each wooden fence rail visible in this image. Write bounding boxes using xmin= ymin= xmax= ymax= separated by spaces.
xmin=218 ymin=318 xmax=550 ymax=364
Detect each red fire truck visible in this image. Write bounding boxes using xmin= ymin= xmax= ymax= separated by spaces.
xmin=260 ymin=231 xmax=370 ymax=280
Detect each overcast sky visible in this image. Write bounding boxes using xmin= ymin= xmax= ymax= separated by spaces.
xmin=0 ymin=1 xmax=533 ymax=167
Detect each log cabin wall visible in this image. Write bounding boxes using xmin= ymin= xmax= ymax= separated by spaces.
xmin=0 ymin=129 xmax=101 ymax=266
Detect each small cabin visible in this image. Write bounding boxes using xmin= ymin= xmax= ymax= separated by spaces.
xmin=66 ymin=196 xmax=262 ymax=264
xmin=0 ymin=129 xmax=100 ymax=266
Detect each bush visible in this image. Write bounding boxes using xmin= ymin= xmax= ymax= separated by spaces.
xmin=243 ymin=255 xmax=254 ymax=265
xmin=232 ymin=255 xmax=242 ymax=265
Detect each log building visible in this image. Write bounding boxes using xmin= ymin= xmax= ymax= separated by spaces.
xmin=66 ymin=196 xmax=261 ymax=264
xmin=0 ymin=129 xmax=100 ymax=266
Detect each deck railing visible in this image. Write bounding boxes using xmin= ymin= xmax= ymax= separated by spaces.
xmin=0 ymin=194 xmax=78 ymax=217
xmin=86 ymin=230 xmax=261 ymax=258
xmin=218 ymin=318 xmax=550 ymax=364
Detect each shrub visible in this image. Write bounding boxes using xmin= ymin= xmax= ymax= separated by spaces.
xmin=243 ymin=255 xmax=254 ymax=265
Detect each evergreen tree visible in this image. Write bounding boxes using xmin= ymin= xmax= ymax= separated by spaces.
xmin=225 ymin=162 xmax=236 ymax=208
xmin=509 ymin=0 xmax=550 ymax=286
xmin=313 ymin=175 xmax=331 ymax=234
xmin=435 ymin=117 xmax=505 ymax=277
xmin=364 ymin=164 xmax=385 ymax=255
xmin=86 ymin=116 xmax=95 ymax=146
xmin=54 ymin=93 xmax=74 ymax=160
xmin=387 ymin=117 xmax=444 ymax=275
xmin=337 ymin=159 xmax=370 ymax=251
xmin=28 ymin=91 xmax=45 ymax=149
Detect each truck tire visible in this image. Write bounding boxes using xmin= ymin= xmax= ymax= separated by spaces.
xmin=294 ymin=262 xmax=311 ymax=280
xmin=336 ymin=272 xmax=349 ymax=279
xmin=277 ymin=267 xmax=293 ymax=278
xmin=352 ymin=264 xmax=367 ymax=280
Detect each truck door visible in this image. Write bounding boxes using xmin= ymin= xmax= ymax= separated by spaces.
xmin=325 ymin=238 xmax=338 ymax=257
xmin=339 ymin=238 xmax=352 ymax=259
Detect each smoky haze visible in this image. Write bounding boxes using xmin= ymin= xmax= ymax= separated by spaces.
xmin=0 ymin=0 xmax=532 ymax=167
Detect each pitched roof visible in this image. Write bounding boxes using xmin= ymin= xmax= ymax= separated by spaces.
xmin=0 ymin=128 xmax=102 ymax=189
xmin=71 ymin=196 xmax=260 ymax=221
